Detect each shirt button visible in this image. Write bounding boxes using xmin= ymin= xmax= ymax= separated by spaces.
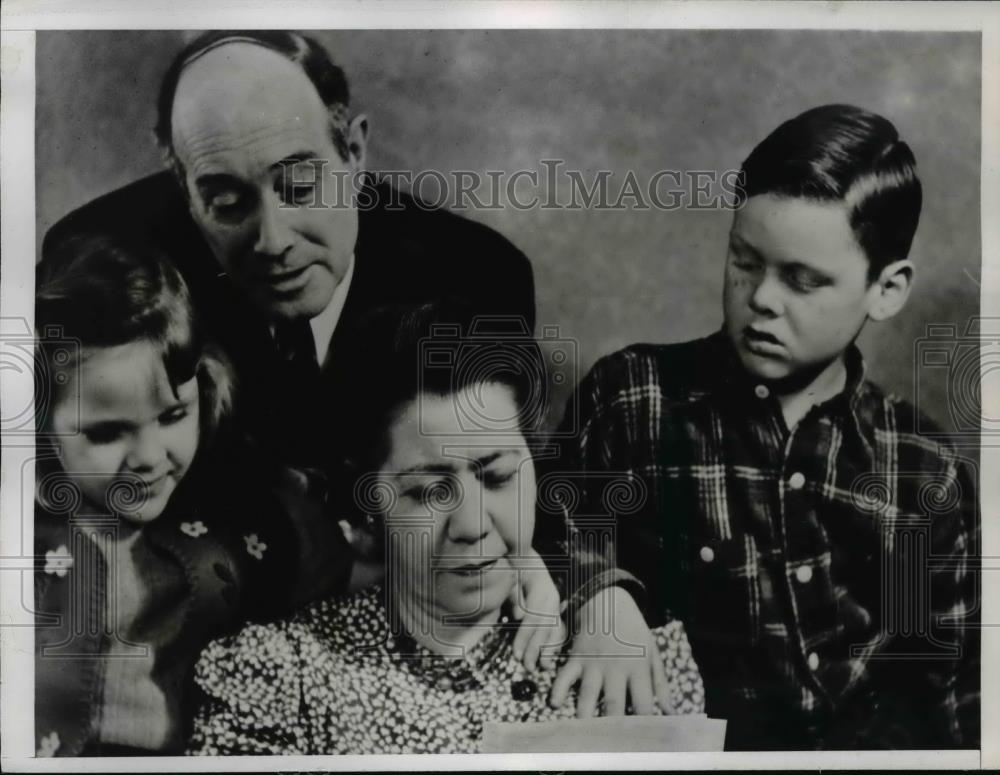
xmin=699 ymin=546 xmax=715 ymax=563
xmin=511 ymin=678 xmax=538 ymax=701
xmin=754 ymin=384 xmax=770 ymax=399
xmin=795 ymin=566 xmax=813 ymax=584
xmin=807 ymin=652 xmax=820 ymax=671
xmin=788 ymin=472 xmax=806 ymax=490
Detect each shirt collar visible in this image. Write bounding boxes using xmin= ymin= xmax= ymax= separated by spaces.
xmin=708 ymin=328 xmax=874 ymax=459
xmin=310 ymin=254 xmax=355 ymax=368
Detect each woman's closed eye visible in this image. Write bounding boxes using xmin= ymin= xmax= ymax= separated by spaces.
xmin=402 ymin=476 xmax=460 ymax=506
xmin=481 ymin=466 xmax=517 ymax=490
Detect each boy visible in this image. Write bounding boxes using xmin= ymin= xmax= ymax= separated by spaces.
xmin=557 ymin=105 xmax=979 ymax=749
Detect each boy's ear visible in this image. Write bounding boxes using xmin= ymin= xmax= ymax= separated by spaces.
xmin=867 ymin=259 xmax=914 ymax=322
xmin=346 ymin=114 xmax=369 ymax=171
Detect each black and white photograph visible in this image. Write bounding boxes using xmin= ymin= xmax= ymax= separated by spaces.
xmin=0 ymin=1 xmax=996 ymax=769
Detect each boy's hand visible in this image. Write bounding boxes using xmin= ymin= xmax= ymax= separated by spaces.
xmin=550 ymin=586 xmax=671 ymax=717
xmin=508 ymin=550 xmax=566 ymax=671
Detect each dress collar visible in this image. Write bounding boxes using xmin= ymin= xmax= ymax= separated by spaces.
xmin=364 ymin=587 xmax=526 ymax=693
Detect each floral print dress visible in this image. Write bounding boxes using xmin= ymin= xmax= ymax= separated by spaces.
xmin=188 ymin=586 xmax=705 ymax=755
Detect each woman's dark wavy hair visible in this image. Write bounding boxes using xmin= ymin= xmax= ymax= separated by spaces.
xmin=339 ymin=298 xmax=548 ymax=477
xmin=739 ymin=104 xmax=922 ymax=281
xmin=35 ymin=234 xmax=234 ymax=442
xmin=154 ymin=30 xmax=352 ymax=182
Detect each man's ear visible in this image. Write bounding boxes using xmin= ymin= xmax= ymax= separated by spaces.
xmin=346 ymin=114 xmax=369 ymax=171
xmin=867 ymin=259 xmax=914 ymax=322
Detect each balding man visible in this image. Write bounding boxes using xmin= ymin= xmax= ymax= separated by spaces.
xmin=44 ymin=31 xmax=535 ymax=467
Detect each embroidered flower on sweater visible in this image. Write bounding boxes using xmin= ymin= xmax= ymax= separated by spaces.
xmin=244 ymin=534 xmax=267 ymax=560
xmin=37 ymin=730 xmax=60 ymax=756
xmin=44 ymin=547 xmax=72 ymax=577
xmin=181 ymin=520 xmax=209 ymax=537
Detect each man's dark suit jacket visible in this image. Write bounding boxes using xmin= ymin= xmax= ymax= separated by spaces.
xmin=43 ymin=171 xmax=536 ymax=469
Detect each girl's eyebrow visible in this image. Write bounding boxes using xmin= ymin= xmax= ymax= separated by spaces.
xmin=80 ymin=418 xmax=132 ymax=433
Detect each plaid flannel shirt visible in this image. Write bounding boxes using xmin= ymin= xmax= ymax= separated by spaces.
xmin=555 ymin=331 xmax=979 ymax=750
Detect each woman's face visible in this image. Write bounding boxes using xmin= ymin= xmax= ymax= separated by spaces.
xmin=376 ymin=383 xmax=535 ymax=624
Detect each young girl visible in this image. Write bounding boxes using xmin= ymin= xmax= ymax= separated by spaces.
xmin=33 ymin=235 xmax=304 ymax=756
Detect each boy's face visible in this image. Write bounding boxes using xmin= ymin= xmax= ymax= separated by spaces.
xmin=723 ymin=194 xmax=882 ymax=382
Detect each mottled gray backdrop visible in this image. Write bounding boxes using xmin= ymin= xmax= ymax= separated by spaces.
xmin=36 ymin=30 xmax=981 ymax=434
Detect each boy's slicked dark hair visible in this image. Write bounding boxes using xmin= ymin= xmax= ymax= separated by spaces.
xmin=740 ymin=104 xmax=922 ymax=279
xmin=154 ymin=30 xmax=351 ymax=181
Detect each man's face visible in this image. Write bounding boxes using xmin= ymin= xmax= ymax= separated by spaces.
xmin=723 ymin=194 xmax=881 ymax=382
xmin=171 ymin=43 xmax=362 ymax=322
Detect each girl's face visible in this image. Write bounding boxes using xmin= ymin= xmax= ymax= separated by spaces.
xmin=377 ymin=383 xmax=536 ymax=624
xmin=49 ymin=341 xmax=201 ymax=524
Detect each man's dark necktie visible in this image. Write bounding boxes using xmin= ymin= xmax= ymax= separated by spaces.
xmin=272 ymin=318 xmax=324 ymax=463
xmin=274 ymin=318 xmax=321 ymax=383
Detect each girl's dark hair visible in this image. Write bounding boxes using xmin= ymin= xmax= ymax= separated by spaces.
xmin=339 ymin=298 xmax=547 ymax=475
xmin=739 ymin=104 xmax=922 ymax=280
xmin=35 ymin=234 xmax=234 ymax=440
xmin=154 ymin=30 xmax=352 ymax=182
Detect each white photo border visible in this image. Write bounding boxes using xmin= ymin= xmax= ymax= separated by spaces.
xmin=2 ymin=1 xmax=996 ymax=771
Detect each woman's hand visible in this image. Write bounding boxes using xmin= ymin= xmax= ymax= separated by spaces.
xmin=508 ymin=549 xmax=566 ymax=671
xmin=550 ymin=586 xmax=671 ymax=717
